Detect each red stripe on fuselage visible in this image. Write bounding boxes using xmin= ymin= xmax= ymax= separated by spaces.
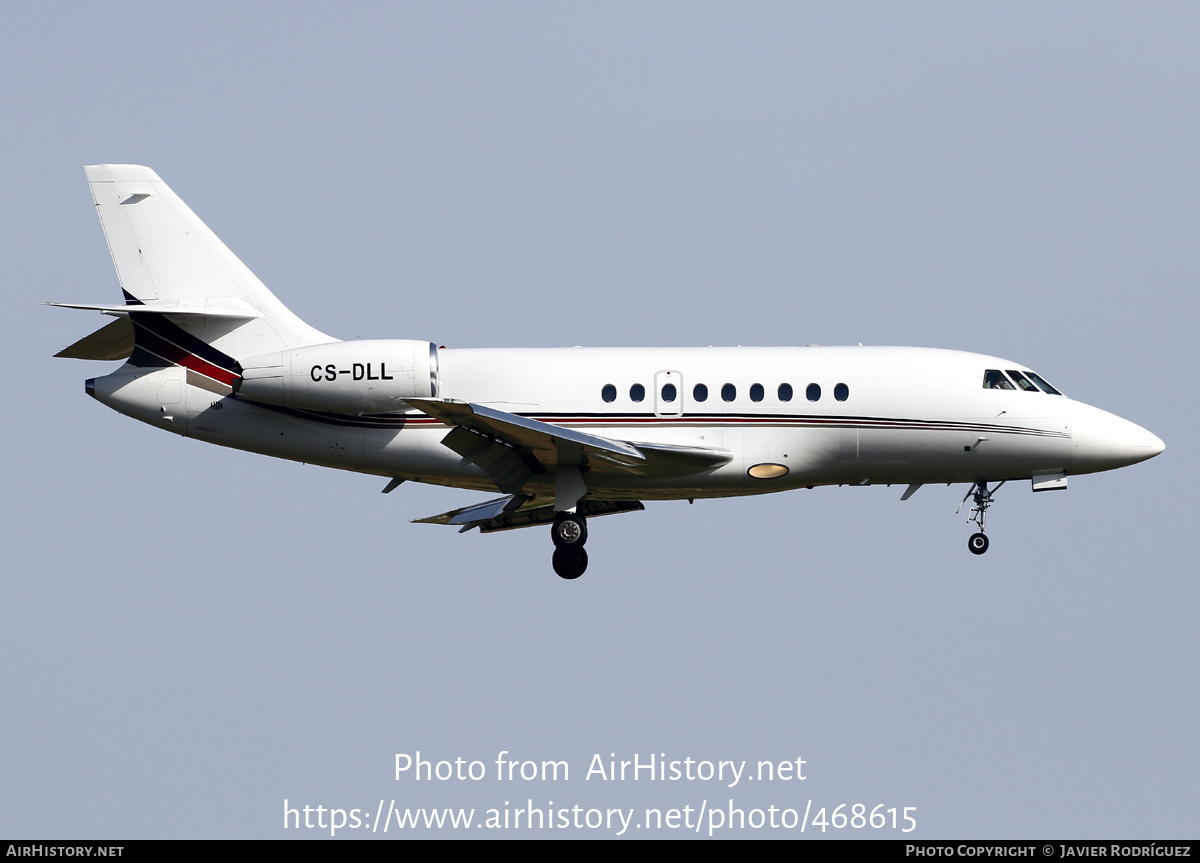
xmin=133 ymin=325 xmax=239 ymax=386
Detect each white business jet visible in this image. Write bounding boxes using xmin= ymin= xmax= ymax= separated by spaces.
xmin=52 ymin=165 xmax=1164 ymax=578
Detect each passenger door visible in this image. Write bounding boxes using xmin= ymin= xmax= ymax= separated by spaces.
xmin=653 ymin=370 xmax=683 ymax=417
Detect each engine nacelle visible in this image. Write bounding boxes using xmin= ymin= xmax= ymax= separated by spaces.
xmin=235 ymin=339 xmax=439 ymax=414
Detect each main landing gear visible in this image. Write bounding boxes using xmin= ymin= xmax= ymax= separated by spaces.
xmin=551 ymin=512 xmax=588 ymax=579
xmin=959 ymin=480 xmax=1005 ymax=555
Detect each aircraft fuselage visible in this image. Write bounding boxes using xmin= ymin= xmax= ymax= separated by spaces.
xmin=89 ymin=344 xmax=1161 ymax=500
xmin=61 ymin=164 xmax=1165 ymax=576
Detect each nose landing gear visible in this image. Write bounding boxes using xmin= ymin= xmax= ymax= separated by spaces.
xmin=959 ymin=480 xmax=1005 ymax=555
xmin=551 ymin=512 xmax=589 ymax=579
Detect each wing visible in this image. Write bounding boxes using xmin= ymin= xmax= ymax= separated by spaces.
xmin=408 ymin=398 xmax=644 ymax=464
xmin=407 ymin=398 xmax=733 ymax=494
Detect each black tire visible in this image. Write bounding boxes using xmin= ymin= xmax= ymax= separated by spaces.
xmin=552 ymin=547 xmax=588 ymax=580
xmin=968 ymin=532 xmax=990 ymax=555
xmin=551 ymin=513 xmax=587 ymax=548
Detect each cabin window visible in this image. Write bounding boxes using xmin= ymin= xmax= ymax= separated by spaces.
xmin=721 ymin=383 xmax=737 ymax=402
xmin=983 ymin=369 xmax=1015 ymax=390
xmin=806 ymin=383 xmax=821 ymax=402
xmin=749 ymin=383 xmax=764 ymax=402
xmin=1024 ymin=371 xmax=1063 ymax=395
xmin=1005 ymin=370 xmax=1039 ymax=393
xmin=601 ymin=384 xmax=617 ymax=403
xmin=661 ymin=383 xmax=677 ymax=403
xmin=693 ymin=383 xmax=708 ymax=402
xmin=834 ymin=382 xmax=849 ymax=401
xmin=778 ymin=383 xmax=793 ymax=402
xmin=630 ymin=383 xmax=646 ymax=402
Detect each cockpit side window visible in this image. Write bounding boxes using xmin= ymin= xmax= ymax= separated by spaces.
xmin=1005 ymin=370 xmax=1040 ymax=392
xmin=983 ymin=369 xmax=1015 ymax=390
xmin=1024 ymin=371 xmax=1063 ymax=395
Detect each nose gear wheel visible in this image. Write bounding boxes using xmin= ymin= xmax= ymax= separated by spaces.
xmin=957 ymin=480 xmax=1005 ymax=555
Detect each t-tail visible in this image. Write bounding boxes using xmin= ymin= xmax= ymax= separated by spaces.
xmin=51 ymin=164 xmax=336 ymax=397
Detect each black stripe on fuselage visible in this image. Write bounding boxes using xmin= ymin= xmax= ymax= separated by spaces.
xmin=128 ymin=345 xmax=171 ymax=368
xmin=128 ymin=313 xmax=241 ymax=376
xmin=526 ymin=411 xmax=1066 ymax=435
xmin=230 ymin=403 xmax=1068 ymax=439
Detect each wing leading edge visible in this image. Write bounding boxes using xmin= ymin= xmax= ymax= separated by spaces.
xmin=407 ymin=397 xmax=733 ymax=480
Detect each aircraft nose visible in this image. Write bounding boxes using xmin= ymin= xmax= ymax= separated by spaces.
xmin=1135 ymin=428 xmax=1166 ymax=461
xmin=1072 ymin=406 xmax=1165 ymax=473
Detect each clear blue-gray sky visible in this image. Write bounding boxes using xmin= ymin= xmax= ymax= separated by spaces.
xmin=1 ymin=2 xmax=1194 ymax=838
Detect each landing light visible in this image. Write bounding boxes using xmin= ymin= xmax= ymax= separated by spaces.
xmin=748 ymin=463 xmax=789 ymax=479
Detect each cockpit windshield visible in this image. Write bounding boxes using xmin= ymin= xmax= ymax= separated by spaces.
xmin=983 ymin=369 xmax=1015 ymax=390
xmin=982 ymin=368 xmax=1064 ymax=395
xmin=1023 ymin=371 xmax=1063 ymax=395
xmin=1006 ymin=370 xmax=1040 ymax=392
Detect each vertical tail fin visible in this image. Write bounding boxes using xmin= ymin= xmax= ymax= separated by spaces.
xmin=84 ymin=164 xmax=334 ymax=360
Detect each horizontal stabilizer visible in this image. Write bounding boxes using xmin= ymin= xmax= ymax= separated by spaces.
xmin=45 ymin=299 xmax=261 ymax=319
xmin=415 ymin=495 xmax=644 ymax=534
xmin=55 ymin=317 xmax=134 ymax=360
